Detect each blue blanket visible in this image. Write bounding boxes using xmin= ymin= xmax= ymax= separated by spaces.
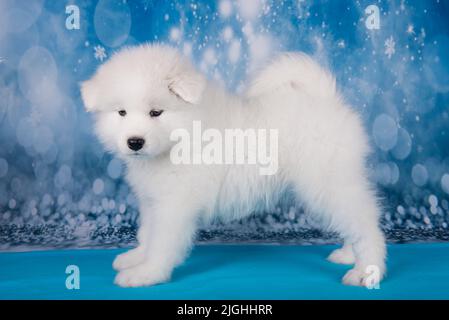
xmin=0 ymin=243 xmax=448 ymax=299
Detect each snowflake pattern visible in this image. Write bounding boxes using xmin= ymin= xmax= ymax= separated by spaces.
xmin=0 ymin=57 xmax=5 ymax=63
xmin=384 ymin=36 xmax=396 ymax=59
xmin=94 ymin=45 xmax=107 ymax=62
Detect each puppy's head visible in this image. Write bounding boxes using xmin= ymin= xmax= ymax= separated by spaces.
xmin=81 ymin=44 xmax=205 ymax=159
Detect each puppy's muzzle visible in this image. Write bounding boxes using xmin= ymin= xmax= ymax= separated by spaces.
xmin=127 ymin=137 xmax=145 ymax=151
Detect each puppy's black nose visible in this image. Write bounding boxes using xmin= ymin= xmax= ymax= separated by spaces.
xmin=127 ymin=137 xmax=145 ymax=151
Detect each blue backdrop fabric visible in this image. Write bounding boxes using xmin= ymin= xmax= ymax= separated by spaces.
xmin=1 ymin=243 xmax=449 ymax=299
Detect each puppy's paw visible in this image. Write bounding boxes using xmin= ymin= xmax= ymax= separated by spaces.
xmin=114 ymin=264 xmax=170 ymax=288
xmin=327 ymin=247 xmax=355 ymax=265
xmin=113 ymin=247 xmax=146 ymax=271
xmin=342 ymin=267 xmax=383 ymax=288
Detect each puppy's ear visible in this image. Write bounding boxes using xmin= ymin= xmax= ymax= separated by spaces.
xmin=80 ymin=79 xmax=98 ymax=112
xmin=168 ymin=70 xmax=205 ymax=105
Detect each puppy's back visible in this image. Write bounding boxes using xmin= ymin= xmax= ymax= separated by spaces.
xmin=246 ymin=53 xmax=338 ymax=102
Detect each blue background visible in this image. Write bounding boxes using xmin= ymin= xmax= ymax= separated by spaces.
xmin=1 ymin=0 xmax=449 ymax=250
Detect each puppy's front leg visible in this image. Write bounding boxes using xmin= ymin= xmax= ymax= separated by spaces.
xmin=114 ymin=199 xmax=198 ymax=287
xmin=112 ymin=210 xmax=152 ymax=271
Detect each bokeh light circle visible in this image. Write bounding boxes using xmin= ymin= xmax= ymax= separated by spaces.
xmin=372 ymin=114 xmax=398 ymax=151
xmin=392 ymin=128 xmax=412 ymax=160
xmin=18 ymin=46 xmax=59 ymax=108
xmin=412 ymin=164 xmax=429 ymax=187
xmin=94 ymin=0 xmax=131 ymax=48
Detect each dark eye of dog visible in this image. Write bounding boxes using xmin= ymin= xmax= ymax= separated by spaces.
xmin=118 ymin=110 xmax=127 ymax=117
xmin=149 ymin=109 xmax=164 ymax=117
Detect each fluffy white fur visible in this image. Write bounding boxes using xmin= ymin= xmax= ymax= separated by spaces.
xmin=81 ymin=44 xmax=386 ymax=288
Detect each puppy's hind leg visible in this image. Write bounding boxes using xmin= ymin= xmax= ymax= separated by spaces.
xmin=327 ymin=241 xmax=355 ymax=265
xmin=324 ymin=185 xmax=386 ymax=287
xmin=315 ymin=179 xmax=386 ymax=286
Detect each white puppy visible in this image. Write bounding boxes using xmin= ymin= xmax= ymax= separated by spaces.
xmin=81 ymin=44 xmax=386 ymax=288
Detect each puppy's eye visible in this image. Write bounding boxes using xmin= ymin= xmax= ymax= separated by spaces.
xmin=118 ymin=110 xmax=127 ymax=117
xmin=149 ymin=109 xmax=164 ymax=118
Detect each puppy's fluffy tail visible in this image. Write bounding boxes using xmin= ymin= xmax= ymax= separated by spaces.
xmin=246 ymin=53 xmax=337 ymax=100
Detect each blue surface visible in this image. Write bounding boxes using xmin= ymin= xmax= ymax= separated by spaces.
xmin=1 ymin=243 xmax=449 ymax=299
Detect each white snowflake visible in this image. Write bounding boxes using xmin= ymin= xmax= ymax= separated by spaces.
xmin=0 ymin=57 xmax=5 ymax=63
xmin=94 ymin=45 xmax=107 ymax=62
xmin=384 ymin=36 xmax=396 ymax=59
xmin=406 ymin=24 xmax=415 ymax=35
